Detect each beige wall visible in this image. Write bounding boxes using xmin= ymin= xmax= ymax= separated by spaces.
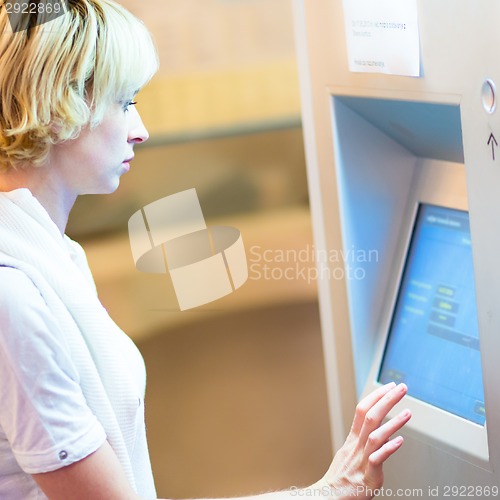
xmin=119 ymin=0 xmax=301 ymax=138
xmin=141 ymin=293 xmax=332 ymax=498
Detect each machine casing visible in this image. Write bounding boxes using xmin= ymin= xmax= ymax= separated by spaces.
xmin=293 ymin=0 xmax=500 ymax=494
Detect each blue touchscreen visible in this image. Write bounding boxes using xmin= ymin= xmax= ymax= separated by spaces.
xmin=378 ymin=204 xmax=485 ymax=425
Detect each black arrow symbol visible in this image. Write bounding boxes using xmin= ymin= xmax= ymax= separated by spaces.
xmin=488 ymin=133 xmax=498 ymax=160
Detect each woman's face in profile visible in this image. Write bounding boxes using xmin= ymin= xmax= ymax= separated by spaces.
xmin=47 ymin=99 xmax=149 ymax=197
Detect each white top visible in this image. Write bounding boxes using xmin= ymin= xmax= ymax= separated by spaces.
xmin=0 ymin=190 xmax=156 ymax=499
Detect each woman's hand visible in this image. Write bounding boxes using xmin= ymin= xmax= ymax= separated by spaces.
xmin=317 ymin=382 xmax=411 ymax=499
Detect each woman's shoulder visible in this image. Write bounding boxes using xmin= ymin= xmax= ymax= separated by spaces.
xmin=0 ymin=264 xmax=40 ymax=291
xmin=0 ymin=265 xmax=51 ymax=325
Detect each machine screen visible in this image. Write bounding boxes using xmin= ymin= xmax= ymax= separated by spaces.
xmin=378 ymin=204 xmax=485 ymax=425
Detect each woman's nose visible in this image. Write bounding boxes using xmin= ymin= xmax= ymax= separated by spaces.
xmin=128 ymin=106 xmax=149 ymax=144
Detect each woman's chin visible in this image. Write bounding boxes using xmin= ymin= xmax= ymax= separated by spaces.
xmin=82 ymin=180 xmax=121 ymax=196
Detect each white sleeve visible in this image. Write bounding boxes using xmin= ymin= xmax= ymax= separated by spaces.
xmin=0 ymin=266 xmax=107 ymax=474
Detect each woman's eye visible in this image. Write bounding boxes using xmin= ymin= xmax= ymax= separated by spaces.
xmin=123 ymin=100 xmax=138 ymax=111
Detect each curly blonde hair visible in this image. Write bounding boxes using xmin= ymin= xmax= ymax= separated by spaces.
xmin=0 ymin=0 xmax=158 ymax=170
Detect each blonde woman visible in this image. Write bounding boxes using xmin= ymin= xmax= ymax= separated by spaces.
xmin=0 ymin=1 xmax=411 ymax=499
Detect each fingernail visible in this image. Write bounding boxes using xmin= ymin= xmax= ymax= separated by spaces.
xmin=385 ymin=381 xmax=397 ymax=388
xmin=401 ymin=409 xmax=411 ymax=419
xmin=397 ymin=383 xmax=408 ymax=392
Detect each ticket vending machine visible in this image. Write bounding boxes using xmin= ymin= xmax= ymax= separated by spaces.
xmin=293 ymin=0 xmax=500 ymax=495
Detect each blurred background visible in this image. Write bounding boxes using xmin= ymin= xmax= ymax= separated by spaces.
xmin=66 ymin=0 xmax=332 ymax=497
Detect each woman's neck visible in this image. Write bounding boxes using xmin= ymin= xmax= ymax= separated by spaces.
xmin=0 ymin=166 xmax=77 ymax=235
